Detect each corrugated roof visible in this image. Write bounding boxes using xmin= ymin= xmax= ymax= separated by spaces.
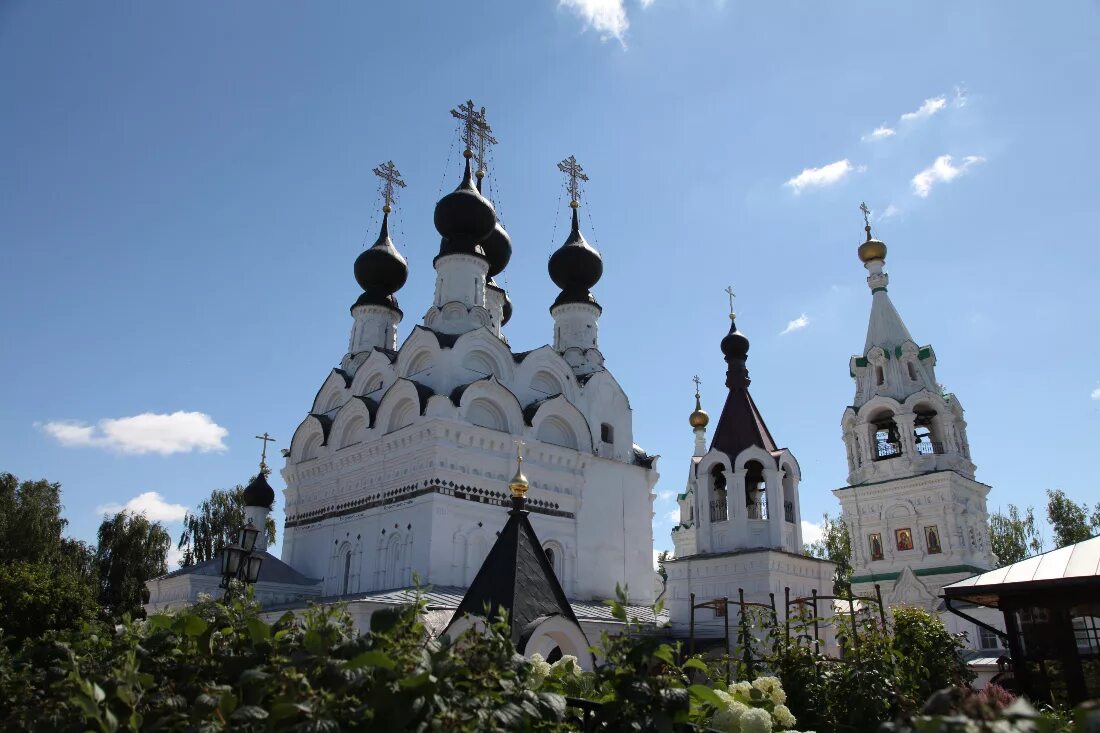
xmin=944 ymin=535 xmax=1100 ymax=601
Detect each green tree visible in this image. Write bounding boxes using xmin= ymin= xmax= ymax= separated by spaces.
xmin=0 ymin=561 xmax=98 ymax=650
xmin=989 ymin=504 xmax=1044 ymax=566
xmin=0 ymin=472 xmax=68 ymax=563
xmin=656 ymin=549 xmax=670 ymax=584
xmin=94 ymin=511 xmax=171 ymax=620
xmin=177 ymin=478 xmax=276 ymax=566
xmin=1045 ymin=489 xmax=1100 ymax=548
xmin=806 ymin=512 xmax=852 ymax=595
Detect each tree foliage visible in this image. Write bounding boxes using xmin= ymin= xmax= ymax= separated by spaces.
xmin=805 ymin=512 xmax=852 ymax=595
xmin=0 ymin=472 xmax=69 ymax=563
xmin=1045 ymin=489 xmax=1100 ymax=548
xmin=0 ymin=561 xmax=98 ymax=651
xmin=95 ymin=512 xmax=171 ymax=620
xmin=176 ymin=480 xmax=276 ymax=567
xmin=988 ymin=504 xmax=1044 ymax=567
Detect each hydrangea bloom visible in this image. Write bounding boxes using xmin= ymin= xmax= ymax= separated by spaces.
xmin=729 ymin=680 xmax=754 ymax=700
xmin=772 ymin=703 xmax=796 ymax=728
xmin=527 ymin=652 xmax=551 ymax=689
xmin=739 ymin=707 xmax=774 ymax=733
xmin=550 ymin=654 xmax=581 ymax=676
xmin=711 ymin=699 xmax=750 ymax=733
xmin=752 ymin=676 xmax=786 ymax=705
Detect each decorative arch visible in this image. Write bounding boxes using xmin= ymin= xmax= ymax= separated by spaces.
xmin=375 ymin=379 xmax=433 ymax=435
xmin=530 ymin=370 xmax=565 ymax=398
xmin=310 ymin=369 xmax=351 ymax=415
xmin=451 ymin=328 xmax=516 ymax=383
xmin=520 ymin=616 xmax=594 ymax=670
xmin=527 ymin=395 xmax=593 ymax=453
xmin=453 ymin=377 xmax=524 ymax=435
xmin=330 ymin=396 xmax=377 ymax=450
xmin=349 ymin=350 xmax=394 ymax=396
xmin=290 ymin=414 xmax=329 ymax=462
xmin=395 ymin=327 xmax=443 ymax=379
xmin=515 ymin=346 xmax=578 ymax=403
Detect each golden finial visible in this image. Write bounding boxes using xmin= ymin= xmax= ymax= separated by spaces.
xmin=725 ymin=285 xmax=737 ymax=321
xmin=689 ymin=376 xmax=709 ymax=429
xmin=509 ymin=440 xmax=529 ymax=498
xmin=857 ymin=202 xmax=888 ymax=263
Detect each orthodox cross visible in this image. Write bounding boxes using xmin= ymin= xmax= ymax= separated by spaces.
xmin=692 ymin=374 xmax=702 ymax=397
xmin=860 ymin=201 xmax=872 ymax=227
xmin=255 ymin=432 xmax=276 ymax=470
xmin=450 ymin=99 xmax=492 ymax=155
xmin=557 ymin=155 xmax=589 ymax=207
xmin=372 ymin=160 xmax=406 ymax=213
xmin=472 ymin=106 xmax=498 ymax=178
xmin=725 ymin=285 xmax=736 ymax=319
xmin=514 ymin=438 xmax=526 ymax=463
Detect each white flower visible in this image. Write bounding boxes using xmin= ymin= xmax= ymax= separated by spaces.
xmin=527 ymin=652 xmax=551 ymax=688
xmin=740 ymin=707 xmax=774 ymax=733
xmin=772 ymin=704 xmax=797 ymax=729
xmin=752 ymin=676 xmax=786 ymax=705
xmin=711 ymin=699 xmax=750 ymax=733
xmin=550 ymin=654 xmax=581 ymax=676
xmin=729 ymin=680 xmax=754 ymax=700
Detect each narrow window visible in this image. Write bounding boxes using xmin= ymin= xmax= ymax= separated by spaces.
xmin=875 ymin=365 xmax=885 ymax=386
xmin=710 ymin=465 xmax=728 ymax=522
xmin=907 ymin=361 xmax=918 ymax=381
xmin=601 ymin=423 xmax=614 ymax=444
xmin=544 ymin=546 xmax=555 ymax=569
xmin=342 ymin=551 xmax=352 ymax=595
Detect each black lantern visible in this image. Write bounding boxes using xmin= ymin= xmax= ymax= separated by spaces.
xmin=244 ymin=554 xmax=263 ymax=584
xmin=221 ymin=545 xmax=246 ymax=577
xmin=239 ymin=520 xmax=259 ymax=553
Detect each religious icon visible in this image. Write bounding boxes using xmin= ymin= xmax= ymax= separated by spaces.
xmin=869 ymin=533 xmax=884 ymax=561
xmin=895 ymin=527 xmax=914 ymax=551
xmin=925 ymin=525 xmax=942 ymax=554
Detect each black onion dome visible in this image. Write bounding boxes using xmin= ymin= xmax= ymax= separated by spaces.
xmin=501 ymin=289 xmax=513 ymax=326
xmin=434 ymin=155 xmax=497 ymax=247
xmin=721 ymin=318 xmax=750 ymax=361
xmin=354 ymin=212 xmax=408 ymax=295
xmin=548 ymin=209 xmax=603 ymax=294
xmin=481 ymin=221 xmax=512 ymax=277
xmin=242 ymin=471 xmax=275 ymax=508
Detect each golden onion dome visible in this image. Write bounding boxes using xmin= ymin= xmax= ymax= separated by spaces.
xmin=689 ymin=394 xmax=709 ymax=429
xmin=509 ymin=450 xmax=529 ymax=498
xmin=857 ymin=222 xmax=887 ymax=263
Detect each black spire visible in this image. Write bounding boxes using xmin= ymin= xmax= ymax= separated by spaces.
xmin=710 ymin=310 xmax=779 ymax=460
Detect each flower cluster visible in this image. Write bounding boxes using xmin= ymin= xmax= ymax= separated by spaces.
xmin=708 ymin=675 xmax=802 ymax=733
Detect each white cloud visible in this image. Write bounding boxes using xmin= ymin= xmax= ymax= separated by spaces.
xmin=862 ymin=125 xmax=895 ymax=141
xmin=953 ymin=84 xmax=968 ymax=108
xmin=911 ymin=154 xmax=985 ymax=198
xmin=165 ymin=543 xmax=185 ymax=569
xmin=899 ymin=95 xmax=947 ymax=123
xmin=666 ymin=509 xmax=681 ymax=522
xmin=658 ymin=490 xmax=676 ymax=501
xmin=780 ymin=313 xmax=810 ymax=336
xmin=801 ymin=520 xmax=824 ymax=547
xmin=1091 ymin=387 xmax=1100 ymax=401
xmin=785 ymin=159 xmax=862 ymax=193
xmin=879 ymin=204 xmax=901 ymax=220
xmin=96 ymin=491 xmax=189 ymax=522
xmin=39 ymin=411 xmax=228 ymax=455
xmin=560 ymin=0 xmax=629 ymax=43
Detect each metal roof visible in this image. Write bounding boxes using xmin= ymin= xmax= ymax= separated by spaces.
xmin=943 ymin=535 xmax=1100 ymax=607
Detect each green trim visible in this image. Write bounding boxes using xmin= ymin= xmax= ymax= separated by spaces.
xmin=918 ymin=347 xmax=932 ymax=360
xmin=851 ymin=564 xmax=988 ymax=585
xmin=855 ymin=357 xmax=868 ymax=368
xmin=676 ymin=492 xmax=687 ymax=501
xmin=871 ymin=286 xmax=888 ymax=294
xmin=894 ymin=345 xmax=903 ymax=358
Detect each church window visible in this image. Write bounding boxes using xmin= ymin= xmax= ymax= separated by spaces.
xmin=544 ymin=546 xmax=555 ymax=569
xmin=709 ymin=465 xmax=728 ymax=522
xmin=744 ymin=461 xmax=766 ymax=520
xmin=875 ymin=365 xmax=885 ymax=386
xmin=600 ymin=423 xmax=614 ymax=444
xmin=907 ymin=361 xmax=918 ymax=381
xmin=914 ymin=411 xmax=941 ymax=455
xmin=342 ymin=551 xmax=351 ymax=595
xmin=872 ymin=414 xmax=902 ymax=460
xmin=869 ymin=533 xmax=884 ymax=560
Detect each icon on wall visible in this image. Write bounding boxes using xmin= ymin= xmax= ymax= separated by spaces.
xmin=925 ymin=525 xmax=942 ymax=554
xmin=895 ymin=527 xmax=914 ymax=552
xmin=869 ymin=532 xmax=884 ymax=560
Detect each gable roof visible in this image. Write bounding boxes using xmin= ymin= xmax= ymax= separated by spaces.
xmin=158 ymin=551 xmax=321 ymax=587
xmin=447 ymin=499 xmax=578 ymax=645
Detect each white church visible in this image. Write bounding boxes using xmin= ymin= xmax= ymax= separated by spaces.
xmin=146 ymin=102 xmax=1001 ymax=663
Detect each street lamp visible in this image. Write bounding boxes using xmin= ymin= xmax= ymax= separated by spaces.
xmin=220 ymin=519 xmax=264 ymax=599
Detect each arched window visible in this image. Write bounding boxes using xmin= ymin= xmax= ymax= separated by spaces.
xmin=744 ymin=461 xmax=767 ymax=519
xmin=544 ymin=546 xmax=555 ymax=569
xmin=781 ymin=467 xmax=796 ymax=523
xmin=709 ymin=465 xmax=728 ymax=522
xmin=342 ymin=551 xmax=352 ymax=595
xmin=914 ymin=410 xmax=940 ymax=455
xmin=907 ymin=361 xmax=918 ymax=381
xmin=871 ymin=412 xmax=901 ymax=460
xmin=875 ymin=365 xmax=885 ymax=386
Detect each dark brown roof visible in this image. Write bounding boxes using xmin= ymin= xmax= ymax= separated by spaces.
xmin=710 ymin=384 xmax=779 ymax=460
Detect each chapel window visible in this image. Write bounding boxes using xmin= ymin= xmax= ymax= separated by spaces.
xmin=342 ymin=551 xmax=352 ymax=595
xmin=875 ymin=365 xmax=885 ymax=386
xmin=601 ymin=423 xmax=614 ymax=444
xmin=709 ymin=465 xmax=728 ymax=522
xmin=907 ymin=361 xmax=918 ymax=381
xmin=744 ymin=461 xmax=767 ymax=519
xmin=872 ymin=414 xmax=902 ymax=460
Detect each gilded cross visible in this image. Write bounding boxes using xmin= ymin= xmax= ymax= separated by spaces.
xmin=725 ymin=285 xmax=736 ymax=319
xmin=255 ymin=432 xmax=276 ymax=470
xmin=557 ymin=155 xmax=589 ymax=206
xmin=514 ymin=438 xmax=525 ymax=463
xmin=451 ymin=99 xmax=492 ymax=155
xmin=860 ymin=201 xmax=872 ymax=228
xmin=692 ymin=374 xmax=702 ymax=397
xmin=372 ymin=160 xmax=406 ymax=212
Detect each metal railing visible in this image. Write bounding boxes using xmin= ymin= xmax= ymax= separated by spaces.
xmin=709 ymin=500 xmax=728 ymax=522
xmin=874 ymin=442 xmax=902 ymax=460
xmin=915 ymin=441 xmax=945 ymax=455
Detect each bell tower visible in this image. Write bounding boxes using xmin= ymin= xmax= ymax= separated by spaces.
xmin=833 ymin=205 xmax=996 ymax=632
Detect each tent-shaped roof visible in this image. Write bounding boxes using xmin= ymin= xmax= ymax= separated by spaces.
xmin=446 ymin=498 xmax=579 ymax=646
xmin=943 ymin=535 xmax=1100 ymax=608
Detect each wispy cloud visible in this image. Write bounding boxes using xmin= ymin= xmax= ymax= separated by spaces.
xmin=780 ymin=314 xmax=810 ymax=335
xmin=862 ymin=125 xmax=895 ymax=141
xmin=96 ymin=491 xmax=189 ymax=522
xmin=560 ymin=0 xmax=629 ymax=43
xmin=879 ymin=204 xmax=900 ymax=220
xmin=666 ymin=509 xmax=681 ymax=522
xmin=39 ymin=411 xmax=228 ymax=455
xmin=900 ymin=95 xmax=947 ymax=123
xmin=911 ymin=154 xmax=985 ymax=198
xmin=1091 ymin=387 xmax=1100 ymax=401
xmin=801 ymin=520 xmax=824 ymax=547
xmin=658 ymin=490 xmax=676 ymax=501
xmin=785 ymin=159 xmax=862 ymax=193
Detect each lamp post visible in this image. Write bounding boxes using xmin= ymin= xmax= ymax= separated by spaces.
xmin=219 ymin=519 xmax=264 ymax=599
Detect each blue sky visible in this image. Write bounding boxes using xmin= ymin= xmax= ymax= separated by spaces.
xmin=2 ymin=1 xmax=1098 ymax=565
